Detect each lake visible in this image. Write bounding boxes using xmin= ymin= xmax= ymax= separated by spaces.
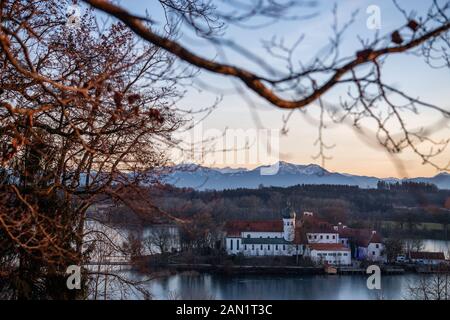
xmin=128 ymin=272 xmax=426 ymax=300
xmin=86 ymin=224 xmax=449 ymax=300
xmin=129 ymin=238 xmax=450 ymax=300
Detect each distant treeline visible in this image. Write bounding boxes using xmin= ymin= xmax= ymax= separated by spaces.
xmin=103 ymin=183 xmax=450 ymax=240
xmin=377 ymin=180 xmax=439 ymax=192
xmin=153 ymin=183 xmax=449 ymax=224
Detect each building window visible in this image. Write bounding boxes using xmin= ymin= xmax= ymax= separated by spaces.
xmin=341 ymin=240 xmax=344 ymax=244
xmin=376 ymin=244 xmax=379 ymax=249
xmin=275 ymin=245 xmax=278 ymax=250
xmin=268 ymin=245 xmax=270 ymax=250
xmin=247 ymin=234 xmax=250 ymax=238
xmin=314 ymin=235 xmax=317 ymax=239
xmin=372 ymin=251 xmax=376 ymax=255
xmin=343 ymin=253 xmax=348 ymax=256
xmin=244 ymin=245 xmax=247 ymax=250
xmin=252 ymin=245 xmax=255 ymax=250
xmin=230 ymin=239 xmax=233 ymax=250
xmin=308 ymin=235 xmax=312 ymax=239
xmin=261 ymin=245 xmax=263 ymax=250
xmin=332 ymin=235 xmax=335 ymax=239
xmin=320 ymin=235 xmax=323 ymax=239
xmin=326 ymin=235 xmax=329 ymax=240
xmin=237 ymin=241 xmax=239 ymax=250
xmin=283 ymin=245 xmax=286 ymax=251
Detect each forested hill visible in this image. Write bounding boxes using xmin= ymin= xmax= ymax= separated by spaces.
xmin=146 ymin=183 xmax=450 ymax=224
xmin=101 ymin=182 xmax=450 ymax=239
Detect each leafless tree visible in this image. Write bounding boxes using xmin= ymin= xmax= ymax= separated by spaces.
xmin=405 ymin=239 xmax=425 ymax=253
xmin=0 ymin=0 xmax=192 ymax=299
xmin=144 ymin=226 xmax=177 ymax=255
xmin=408 ymin=273 xmax=450 ymax=300
xmin=179 ymin=212 xmax=219 ymax=253
xmin=84 ymin=222 xmax=152 ymax=300
xmin=383 ymin=238 xmax=405 ymax=262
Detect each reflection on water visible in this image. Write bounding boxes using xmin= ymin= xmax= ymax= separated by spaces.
xmin=135 ymin=273 xmax=425 ymax=300
xmin=94 ymin=232 xmax=449 ymax=300
xmin=137 ymin=238 xmax=450 ymax=300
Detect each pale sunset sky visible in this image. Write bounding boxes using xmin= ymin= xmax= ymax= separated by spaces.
xmin=97 ymin=0 xmax=450 ymax=178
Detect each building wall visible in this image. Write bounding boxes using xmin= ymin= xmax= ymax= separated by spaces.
xmin=283 ymin=218 xmax=295 ymax=241
xmin=310 ymin=250 xmax=351 ymax=265
xmin=224 ymin=237 xmax=304 ymax=256
xmin=307 ymin=233 xmax=339 ymax=244
xmin=242 ymin=243 xmax=295 ymax=256
xmin=339 ymin=238 xmax=350 ymax=247
xmin=356 ymin=246 xmax=368 ymax=260
xmin=226 ymin=237 xmax=242 ymax=255
xmin=367 ymin=242 xmax=385 ymax=262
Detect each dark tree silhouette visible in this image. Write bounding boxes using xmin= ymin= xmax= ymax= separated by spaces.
xmin=0 ymin=0 xmax=189 ymax=299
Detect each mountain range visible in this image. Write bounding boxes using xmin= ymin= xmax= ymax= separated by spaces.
xmin=164 ymin=161 xmax=450 ymax=190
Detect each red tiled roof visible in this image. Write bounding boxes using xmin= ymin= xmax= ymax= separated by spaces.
xmin=410 ymin=252 xmax=446 ymax=260
xmin=369 ymin=232 xmax=383 ymax=244
xmin=224 ymin=220 xmax=308 ymax=244
xmin=306 ymin=227 xmax=338 ymax=234
xmin=337 ymin=227 xmax=383 ymax=246
xmin=225 ymin=220 xmax=283 ymax=237
xmin=300 ymin=214 xmax=329 ymax=225
xmin=300 ymin=215 xmax=335 ymax=233
xmin=308 ymin=243 xmax=350 ymax=251
xmin=336 ymin=227 xmax=355 ymax=238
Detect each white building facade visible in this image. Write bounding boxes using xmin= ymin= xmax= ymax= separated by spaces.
xmin=224 ymin=203 xmax=304 ymax=257
xmin=309 ymin=245 xmax=351 ymax=265
xmin=367 ymin=241 xmax=384 ymax=262
xmin=224 ymin=205 xmax=357 ymax=265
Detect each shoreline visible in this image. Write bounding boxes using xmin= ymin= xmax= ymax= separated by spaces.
xmin=149 ymin=263 xmax=409 ymax=275
xmin=144 ymin=262 xmax=450 ymax=276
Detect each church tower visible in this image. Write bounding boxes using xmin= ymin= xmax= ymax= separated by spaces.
xmin=281 ymin=201 xmax=296 ymax=242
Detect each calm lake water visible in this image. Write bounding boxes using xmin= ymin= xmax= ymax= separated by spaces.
xmin=132 ymin=273 xmax=425 ymax=300
xmin=133 ymin=239 xmax=450 ymax=300
xmin=89 ymin=224 xmax=449 ymax=300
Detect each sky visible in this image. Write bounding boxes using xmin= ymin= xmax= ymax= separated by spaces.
xmin=88 ymin=0 xmax=449 ymax=178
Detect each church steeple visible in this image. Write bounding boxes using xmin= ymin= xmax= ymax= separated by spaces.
xmin=281 ymin=200 xmax=296 ymax=242
xmin=281 ymin=200 xmax=296 ymax=219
